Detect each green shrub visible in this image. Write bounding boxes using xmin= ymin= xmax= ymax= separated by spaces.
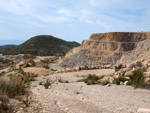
xmin=101 ymin=80 xmax=110 ymax=86
xmin=115 ymin=64 xmax=123 ymax=72
xmin=126 ymin=81 xmax=132 ymax=85
xmin=51 ymin=69 xmax=57 ymax=71
xmin=78 ymin=74 xmax=105 ymax=85
xmin=44 ymin=79 xmax=51 ymax=89
xmin=129 ymin=68 xmax=145 ymax=88
xmin=84 ymin=74 xmax=99 ymax=85
xmin=39 ymin=82 xmax=43 ymax=85
xmin=22 ymin=96 xmax=33 ymax=107
xmin=116 ymin=77 xmax=128 ymax=85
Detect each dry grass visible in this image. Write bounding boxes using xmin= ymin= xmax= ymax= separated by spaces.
xmin=23 ymin=54 xmax=36 ymax=60
xmin=0 ymin=70 xmax=37 ymax=112
xmin=23 ymin=67 xmax=53 ymax=75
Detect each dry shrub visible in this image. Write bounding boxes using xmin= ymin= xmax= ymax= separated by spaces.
xmin=23 ymin=54 xmax=36 ymax=60
xmin=27 ymin=59 xmax=36 ymax=67
xmin=0 ymin=70 xmax=37 ymax=112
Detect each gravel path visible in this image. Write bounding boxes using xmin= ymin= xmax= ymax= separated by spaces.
xmin=30 ymin=69 xmax=150 ymax=113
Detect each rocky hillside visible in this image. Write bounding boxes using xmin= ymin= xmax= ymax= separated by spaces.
xmin=0 ymin=35 xmax=80 ymax=56
xmin=60 ymin=32 xmax=150 ymax=68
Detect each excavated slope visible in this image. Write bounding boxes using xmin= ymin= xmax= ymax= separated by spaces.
xmin=60 ymin=32 xmax=150 ymax=68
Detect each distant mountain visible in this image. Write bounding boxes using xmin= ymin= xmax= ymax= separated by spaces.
xmin=0 ymin=35 xmax=80 ymax=56
xmin=0 ymin=45 xmax=16 ymax=49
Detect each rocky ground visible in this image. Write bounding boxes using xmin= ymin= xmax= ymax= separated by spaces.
xmin=27 ymin=69 xmax=150 ymax=113
xmin=0 ymin=54 xmax=150 ymax=113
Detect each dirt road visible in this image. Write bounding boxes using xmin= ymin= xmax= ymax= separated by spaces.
xmin=30 ymin=69 xmax=150 ymax=113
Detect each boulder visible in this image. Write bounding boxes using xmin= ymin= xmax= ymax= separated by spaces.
xmin=74 ymin=66 xmax=80 ymax=71
xmin=124 ymin=81 xmax=129 ymax=85
xmin=138 ymin=108 xmax=150 ymax=113
xmin=16 ymin=61 xmax=25 ymax=69
xmin=120 ymin=82 xmax=124 ymax=85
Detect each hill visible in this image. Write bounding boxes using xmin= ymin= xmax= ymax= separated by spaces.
xmin=0 ymin=45 xmax=16 ymax=50
xmin=60 ymin=32 xmax=150 ymax=68
xmin=0 ymin=35 xmax=80 ymax=56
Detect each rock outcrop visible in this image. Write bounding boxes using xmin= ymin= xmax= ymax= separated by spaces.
xmin=60 ymin=32 xmax=150 ymax=68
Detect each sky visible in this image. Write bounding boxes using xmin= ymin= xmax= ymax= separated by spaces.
xmin=0 ymin=0 xmax=150 ymax=45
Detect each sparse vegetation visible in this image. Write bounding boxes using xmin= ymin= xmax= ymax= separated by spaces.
xmin=115 ymin=64 xmax=123 ymax=72
xmin=44 ymin=79 xmax=51 ymax=89
xmin=129 ymin=68 xmax=147 ymax=88
xmin=115 ymin=68 xmax=150 ymax=89
xmin=22 ymin=96 xmax=33 ymax=107
xmin=23 ymin=54 xmax=36 ymax=59
xmin=51 ymin=69 xmax=57 ymax=71
xmin=101 ymin=80 xmax=110 ymax=86
xmin=78 ymin=74 xmax=109 ymax=85
xmin=0 ymin=70 xmax=37 ymax=112
xmin=116 ymin=76 xmax=128 ymax=85
xmin=58 ymin=77 xmax=69 ymax=83
xmin=0 ymin=71 xmax=5 ymax=77
xmin=39 ymin=82 xmax=43 ymax=85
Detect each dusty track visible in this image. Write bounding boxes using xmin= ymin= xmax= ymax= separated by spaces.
xmin=30 ymin=69 xmax=150 ymax=113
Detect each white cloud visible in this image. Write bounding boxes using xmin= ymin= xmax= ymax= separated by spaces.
xmin=88 ymin=0 xmax=96 ymax=6
xmin=88 ymin=0 xmax=150 ymax=9
xmin=0 ymin=0 xmax=37 ymax=14
xmin=79 ymin=9 xmax=93 ymax=24
xmin=79 ymin=9 xmax=89 ymax=20
xmin=0 ymin=0 xmax=150 ymax=42
xmin=36 ymin=15 xmax=70 ymax=23
xmin=26 ymin=21 xmax=45 ymax=27
xmin=84 ymin=20 xmax=93 ymax=24
xmin=57 ymin=9 xmax=76 ymax=17
xmin=96 ymin=20 xmax=114 ymax=31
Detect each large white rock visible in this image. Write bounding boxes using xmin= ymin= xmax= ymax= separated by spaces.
xmin=138 ymin=108 xmax=150 ymax=113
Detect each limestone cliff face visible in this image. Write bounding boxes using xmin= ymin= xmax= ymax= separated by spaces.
xmin=60 ymin=32 xmax=150 ymax=68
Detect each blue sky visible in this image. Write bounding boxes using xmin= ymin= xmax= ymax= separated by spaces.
xmin=0 ymin=0 xmax=150 ymax=45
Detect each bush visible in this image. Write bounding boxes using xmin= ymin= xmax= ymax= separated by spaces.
xmin=39 ymin=82 xmax=43 ymax=85
xmin=0 ymin=78 xmax=26 ymax=98
xmin=0 ymin=92 xmax=9 ymax=103
xmin=101 ymin=80 xmax=110 ymax=86
xmin=0 ymin=71 xmax=37 ymax=112
xmin=27 ymin=59 xmax=36 ymax=67
xmin=44 ymin=79 xmax=51 ymax=89
xmin=129 ymin=68 xmax=145 ymax=88
xmin=84 ymin=74 xmax=100 ymax=85
xmin=51 ymin=69 xmax=57 ymax=71
xmin=78 ymin=74 xmax=105 ymax=85
xmin=115 ymin=64 xmax=123 ymax=72
xmin=116 ymin=77 xmax=128 ymax=85
xmin=23 ymin=54 xmax=36 ymax=60
xmin=0 ymin=72 xmax=36 ymax=98
xmin=22 ymin=96 xmax=32 ymax=107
